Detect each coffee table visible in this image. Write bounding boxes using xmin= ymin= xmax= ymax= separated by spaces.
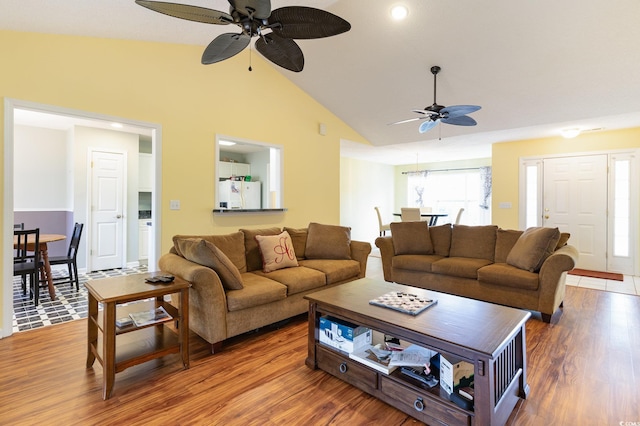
xmin=305 ymin=278 xmax=530 ymax=426
xmin=85 ymin=272 xmax=190 ymax=399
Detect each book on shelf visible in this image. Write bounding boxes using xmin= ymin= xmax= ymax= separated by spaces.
xmin=389 ymin=344 xmax=438 ymax=367
xmin=115 ymin=317 xmax=134 ymax=328
xmin=129 ymin=306 xmax=172 ymax=327
xmin=349 ymin=345 xmax=399 ymax=374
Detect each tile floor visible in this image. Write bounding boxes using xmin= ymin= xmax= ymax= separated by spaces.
xmin=12 ymin=265 xmax=148 ymax=333
xmin=565 ymin=272 xmax=640 ymax=295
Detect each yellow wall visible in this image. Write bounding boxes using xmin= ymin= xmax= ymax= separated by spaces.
xmin=0 ymin=30 xmax=370 ymax=331
xmin=492 ymin=127 xmax=640 ymax=228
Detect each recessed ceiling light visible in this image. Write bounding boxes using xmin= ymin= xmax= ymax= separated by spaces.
xmin=390 ymin=4 xmax=408 ymax=20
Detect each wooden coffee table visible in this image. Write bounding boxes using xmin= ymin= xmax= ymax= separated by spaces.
xmin=305 ymin=278 xmax=530 ymax=426
xmin=85 ymin=272 xmax=190 ymax=399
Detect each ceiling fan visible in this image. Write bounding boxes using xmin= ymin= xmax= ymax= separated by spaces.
xmin=390 ymin=66 xmax=481 ymax=133
xmin=135 ymin=0 xmax=351 ymax=72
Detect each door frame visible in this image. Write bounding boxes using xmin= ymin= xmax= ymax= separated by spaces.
xmin=519 ymin=148 xmax=639 ymax=275
xmin=2 ymin=98 xmax=163 ymax=338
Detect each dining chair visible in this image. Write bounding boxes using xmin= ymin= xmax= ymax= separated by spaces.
xmin=49 ymin=222 xmax=84 ymax=290
xmin=374 ymin=207 xmax=391 ymax=236
xmin=455 ymin=208 xmax=465 ymax=224
xmin=401 ymin=207 xmax=422 ymax=222
xmin=14 ymin=228 xmax=43 ymax=305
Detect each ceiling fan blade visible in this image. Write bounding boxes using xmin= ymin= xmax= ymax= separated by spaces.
xmin=202 ymin=33 xmax=250 ymax=65
xmin=419 ymin=120 xmax=438 ymax=133
xmin=229 ymin=0 xmax=272 ymax=20
xmin=441 ymin=115 xmax=478 ymax=126
xmin=411 ymin=109 xmax=438 ymax=116
xmin=135 ymin=0 xmax=232 ymax=24
xmin=255 ymin=33 xmax=304 ymax=72
xmin=441 ymin=105 xmax=481 ymax=118
xmin=269 ymin=6 xmax=351 ymax=39
xmin=389 ymin=116 xmax=431 ymax=125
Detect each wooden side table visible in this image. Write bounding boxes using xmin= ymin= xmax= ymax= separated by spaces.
xmin=85 ymin=273 xmax=190 ymax=399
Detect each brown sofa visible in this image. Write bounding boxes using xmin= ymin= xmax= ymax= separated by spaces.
xmin=159 ymin=223 xmax=371 ymax=353
xmin=375 ymin=222 xmax=579 ymax=322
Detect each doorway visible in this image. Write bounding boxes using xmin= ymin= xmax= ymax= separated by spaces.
xmin=3 ymin=98 xmax=162 ymax=338
xmin=520 ymin=150 xmax=639 ymax=275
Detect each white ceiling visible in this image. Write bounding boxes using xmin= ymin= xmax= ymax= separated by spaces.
xmin=4 ymin=0 xmax=640 ymax=165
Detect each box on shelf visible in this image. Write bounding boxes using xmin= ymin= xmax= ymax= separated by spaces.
xmin=439 ymin=355 xmax=475 ymax=395
xmin=319 ymin=315 xmax=371 ymax=353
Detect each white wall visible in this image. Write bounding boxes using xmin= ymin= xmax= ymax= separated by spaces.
xmin=340 ymin=156 xmax=395 ymax=246
xmin=14 ymin=125 xmax=70 ymax=210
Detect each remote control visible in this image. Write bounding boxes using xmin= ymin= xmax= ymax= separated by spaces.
xmin=400 ymin=367 xmax=438 ymax=388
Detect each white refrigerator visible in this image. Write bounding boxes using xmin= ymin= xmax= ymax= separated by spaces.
xmin=218 ymin=181 xmax=261 ymax=209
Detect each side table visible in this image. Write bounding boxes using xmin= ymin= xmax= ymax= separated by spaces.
xmin=85 ymin=272 xmax=190 ymax=399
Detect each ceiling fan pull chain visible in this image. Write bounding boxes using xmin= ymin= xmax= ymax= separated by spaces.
xmin=248 ymin=41 xmax=253 ymax=71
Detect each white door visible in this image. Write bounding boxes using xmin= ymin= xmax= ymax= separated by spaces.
xmin=543 ymin=155 xmax=608 ymax=271
xmin=91 ymin=150 xmax=126 ymax=271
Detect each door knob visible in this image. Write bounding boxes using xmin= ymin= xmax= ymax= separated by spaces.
xmin=544 ymin=215 xmax=549 ymax=219
xmin=116 ymin=215 xmax=122 ymax=219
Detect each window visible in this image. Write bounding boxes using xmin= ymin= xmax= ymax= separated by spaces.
xmin=406 ymin=167 xmax=492 ymax=225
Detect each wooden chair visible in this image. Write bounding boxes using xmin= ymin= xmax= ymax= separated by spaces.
xmin=374 ymin=207 xmax=391 ymax=236
xmin=455 ymin=208 xmax=465 ymax=224
xmin=49 ymin=223 xmax=84 ymax=290
xmin=14 ymin=228 xmax=43 ymax=305
xmin=401 ymin=207 xmax=422 ymax=222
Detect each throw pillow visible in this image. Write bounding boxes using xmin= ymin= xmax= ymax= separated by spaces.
xmin=173 ymin=237 xmax=244 ymax=290
xmin=390 ymin=221 xmax=434 ymax=255
xmin=255 ymin=231 xmax=299 ymax=272
xmin=556 ymin=232 xmax=571 ymax=250
xmin=506 ymin=227 xmax=561 ymax=272
xmin=283 ymin=227 xmax=307 ymax=260
xmin=449 ymin=224 xmax=498 ymax=261
xmin=240 ymin=227 xmax=282 ymax=272
xmin=305 ymin=222 xmax=351 ymax=260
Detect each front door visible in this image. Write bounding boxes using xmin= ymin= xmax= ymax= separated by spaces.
xmin=543 ymin=155 xmax=608 ymax=271
xmin=90 ymin=150 xmax=125 ymax=271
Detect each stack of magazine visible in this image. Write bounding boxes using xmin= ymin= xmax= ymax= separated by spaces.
xmin=116 ymin=306 xmax=172 ymax=328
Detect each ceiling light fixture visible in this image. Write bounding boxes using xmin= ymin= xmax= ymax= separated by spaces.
xmin=390 ymin=4 xmax=409 ymax=20
xmin=560 ymin=128 xmax=581 ymax=139
xmin=110 ymin=122 xmax=123 ymax=129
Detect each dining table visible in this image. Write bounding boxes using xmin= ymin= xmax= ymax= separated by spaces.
xmin=14 ymin=233 xmax=66 ymax=301
xmin=393 ymin=212 xmax=448 ymax=226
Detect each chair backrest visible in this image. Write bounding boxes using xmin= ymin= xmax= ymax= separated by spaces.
xmin=67 ymin=223 xmax=84 ymax=259
xmin=14 ymin=223 xmax=24 ymax=230
xmin=374 ymin=207 xmax=385 ymax=228
xmin=455 ymin=208 xmax=465 ymax=224
xmin=14 ymin=228 xmax=40 ymax=266
xmin=401 ymin=207 xmax=421 ymax=222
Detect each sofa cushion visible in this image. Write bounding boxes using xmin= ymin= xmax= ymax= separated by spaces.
xmin=283 ymin=227 xmax=308 ymax=260
xmin=226 ymin=273 xmax=287 ymax=311
xmin=299 ymin=259 xmax=360 ymax=284
xmin=305 ymin=222 xmax=351 ymax=260
xmin=390 ymin=221 xmax=434 ymax=255
xmin=172 ymin=237 xmax=244 ymax=290
xmin=255 ymin=231 xmax=299 ymax=273
xmin=253 ymin=266 xmax=326 ymax=295
xmin=507 ymin=227 xmax=561 ymax=272
xmin=478 ymin=263 xmax=540 ymax=291
xmin=450 ymin=224 xmax=498 ymax=261
xmin=173 ymin=232 xmax=246 ymax=272
xmin=429 ymin=224 xmax=452 ymax=257
xmin=431 ymin=257 xmax=493 ymax=279
xmin=241 ymin=227 xmax=282 ymax=272
xmin=495 ymin=229 xmax=524 ymax=263
xmin=392 ymin=254 xmax=445 ymax=273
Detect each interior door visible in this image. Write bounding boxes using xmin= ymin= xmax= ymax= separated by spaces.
xmin=543 ymin=155 xmax=608 ymax=271
xmin=90 ymin=150 xmax=125 ymax=271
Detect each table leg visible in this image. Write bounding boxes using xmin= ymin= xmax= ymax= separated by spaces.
xmin=86 ymin=292 xmax=98 ymax=368
xmin=179 ymin=288 xmax=190 ymax=369
xmin=103 ymin=302 xmax=117 ymax=399
xmin=39 ymin=243 xmax=56 ymax=301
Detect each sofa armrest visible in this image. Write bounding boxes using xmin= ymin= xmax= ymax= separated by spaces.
xmin=350 ymin=240 xmax=372 ymax=278
xmin=159 ymin=252 xmax=229 ymax=346
xmin=537 ymin=244 xmax=579 ymax=315
xmin=375 ymin=236 xmax=394 ymax=282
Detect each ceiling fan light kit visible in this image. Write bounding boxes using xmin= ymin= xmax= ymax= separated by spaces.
xmin=390 ymin=65 xmax=481 ymax=133
xmin=135 ymin=0 xmax=351 ymax=72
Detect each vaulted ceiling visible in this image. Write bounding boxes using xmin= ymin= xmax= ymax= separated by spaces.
xmin=4 ymin=0 xmax=640 ymax=164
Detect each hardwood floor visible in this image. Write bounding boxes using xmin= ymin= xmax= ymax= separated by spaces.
xmin=1 ymin=256 xmax=639 ymax=425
